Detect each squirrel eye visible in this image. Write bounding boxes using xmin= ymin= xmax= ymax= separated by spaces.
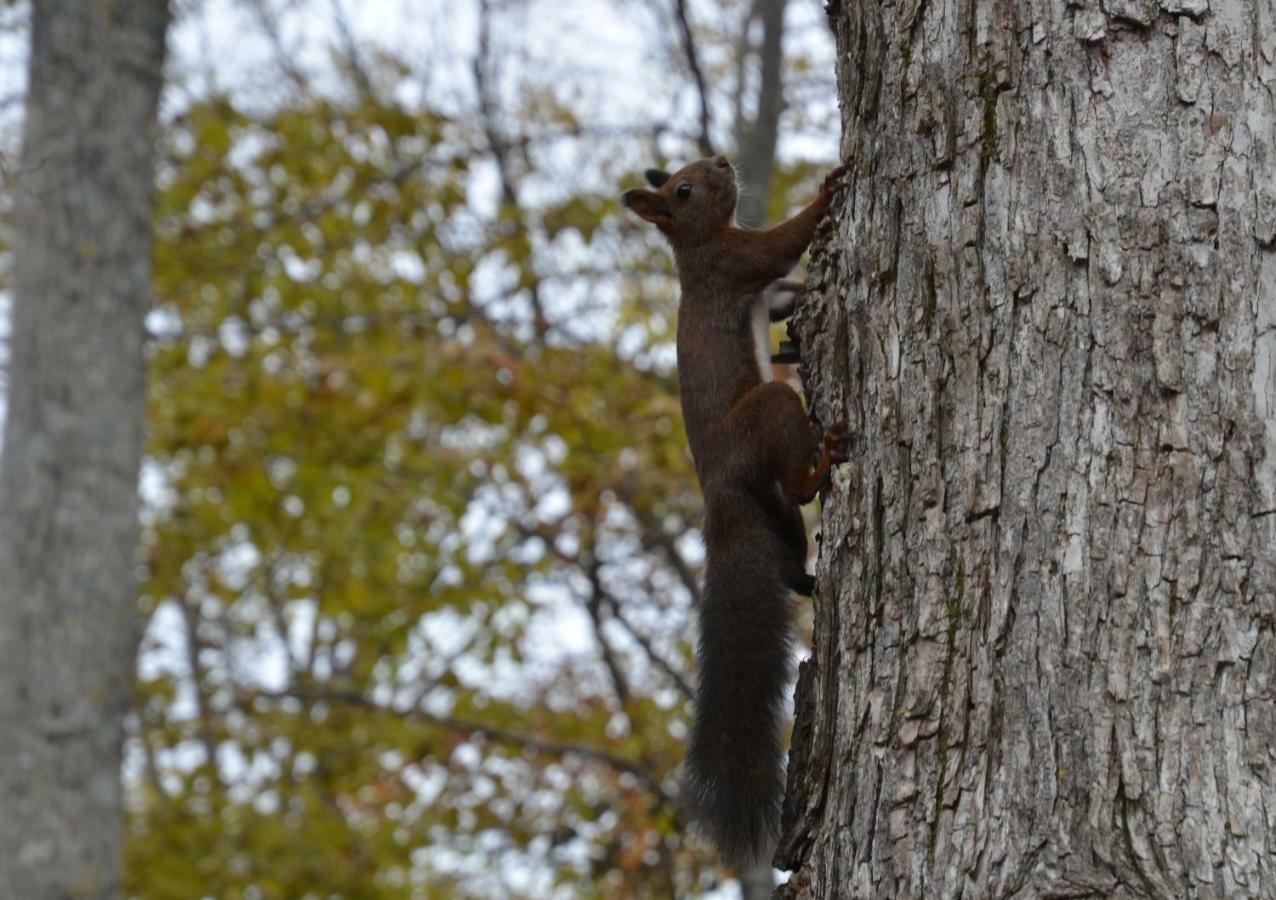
xmin=676 ymin=183 xmax=693 ymax=199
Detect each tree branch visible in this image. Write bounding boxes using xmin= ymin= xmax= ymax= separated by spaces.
xmin=327 ymin=0 xmax=375 ymax=101
xmin=474 ymin=0 xmax=548 ymax=338
xmin=250 ymin=685 xmax=673 ymax=803
xmin=512 ymin=518 xmax=695 ymax=702
xmin=243 ymin=0 xmax=312 ymax=95
xmin=175 ymin=593 xmax=224 ymax=789
xmin=603 ymin=594 xmax=694 ymax=702
xmin=670 ymin=0 xmax=715 ymax=156
xmin=583 ymin=538 xmax=634 ymax=710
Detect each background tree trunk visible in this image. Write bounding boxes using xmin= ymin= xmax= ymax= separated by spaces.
xmin=0 ymin=2 xmax=170 ymax=896
xmin=734 ymin=0 xmax=789 ymax=229
xmin=779 ymin=0 xmax=1276 ymax=896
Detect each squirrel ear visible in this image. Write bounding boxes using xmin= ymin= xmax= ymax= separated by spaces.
xmin=644 ymin=168 xmax=672 ymax=188
xmin=623 ymin=188 xmax=671 ymax=226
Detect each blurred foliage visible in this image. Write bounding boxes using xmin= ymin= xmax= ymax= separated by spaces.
xmin=0 ymin=0 xmax=841 ymax=896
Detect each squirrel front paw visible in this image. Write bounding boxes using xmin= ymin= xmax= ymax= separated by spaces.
xmin=821 ymin=163 xmax=849 ymax=198
xmin=822 ymin=421 xmax=850 ymax=465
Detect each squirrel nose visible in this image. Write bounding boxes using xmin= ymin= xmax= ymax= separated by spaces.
xmin=713 ymin=155 xmax=731 ymax=169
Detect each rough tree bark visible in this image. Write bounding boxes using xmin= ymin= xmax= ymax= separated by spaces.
xmin=0 ymin=2 xmax=170 ymax=896
xmin=778 ymin=0 xmax=1276 ymax=896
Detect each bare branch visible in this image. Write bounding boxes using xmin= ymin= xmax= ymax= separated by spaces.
xmin=641 ymin=515 xmax=703 ymax=608
xmin=583 ymin=539 xmax=634 ymax=709
xmin=327 ymin=0 xmax=375 ymax=101
xmin=242 ymin=0 xmax=312 ymax=94
xmin=511 ymin=518 xmax=694 ymax=701
xmin=251 ymin=686 xmax=674 ymax=804
xmin=175 ymin=594 xmax=224 ymax=789
xmin=670 ymin=0 xmax=715 ymax=157
xmin=603 ymin=594 xmax=694 ymax=702
xmin=474 ymin=0 xmax=549 ymax=338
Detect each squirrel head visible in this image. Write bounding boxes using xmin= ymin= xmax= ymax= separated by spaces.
xmin=622 ymin=156 xmax=738 ymax=246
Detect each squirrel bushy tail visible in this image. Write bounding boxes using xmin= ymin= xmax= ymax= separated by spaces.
xmin=686 ymin=513 xmax=796 ymax=866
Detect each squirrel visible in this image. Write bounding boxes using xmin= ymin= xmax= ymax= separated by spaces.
xmin=622 ymin=156 xmax=848 ymax=866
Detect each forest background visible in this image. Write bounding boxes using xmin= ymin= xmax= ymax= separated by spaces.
xmin=0 ymin=0 xmax=838 ymax=896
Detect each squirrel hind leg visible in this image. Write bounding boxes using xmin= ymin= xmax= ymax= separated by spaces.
xmin=790 ymin=422 xmax=850 ymax=505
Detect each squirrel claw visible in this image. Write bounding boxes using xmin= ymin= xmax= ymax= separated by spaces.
xmin=823 ymin=421 xmax=850 ymax=464
xmin=822 ymin=163 xmax=849 ymax=196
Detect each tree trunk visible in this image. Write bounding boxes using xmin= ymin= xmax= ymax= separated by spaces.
xmin=735 ymin=0 xmax=789 ymax=229
xmin=779 ymin=0 xmax=1276 ymax=896
xmin=0 ymin=2 xmax=169 ymax=896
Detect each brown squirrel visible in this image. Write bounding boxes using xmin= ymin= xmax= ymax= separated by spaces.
xmin=623 ymin=156 xmax=848 ymax=865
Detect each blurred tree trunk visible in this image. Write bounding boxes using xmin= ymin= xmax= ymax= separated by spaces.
xmin=779 ymin=0 xmax=1276 ymax=896
xmin=734 ymin=0 xmax=788 ymax=228
xmin=0 ymin=2 xmax=170 ymax=896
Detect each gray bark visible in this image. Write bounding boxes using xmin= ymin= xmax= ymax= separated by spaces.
xmin=0 ymin=2 xmax=170 ymax=896
xmin=779 ymin=0 xmax=1276 ymax=896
